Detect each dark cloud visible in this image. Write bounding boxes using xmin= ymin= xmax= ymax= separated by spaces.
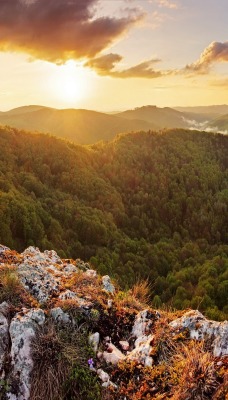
xmin=185 ymin=41 xmax=228 ymax=73
xmin=86 ymin=54 xmax=164 ymax=78
xmin=0 ymin=0 xmax=143 ymax=63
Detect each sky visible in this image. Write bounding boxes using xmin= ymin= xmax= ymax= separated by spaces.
xmin=0 ymin=0 xmax=227 ymax=111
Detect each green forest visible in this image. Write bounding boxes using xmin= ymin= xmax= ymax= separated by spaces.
xmin=0 ymin=126 xmax=227 ymax=320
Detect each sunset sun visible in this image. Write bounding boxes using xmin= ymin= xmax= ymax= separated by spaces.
xmin=49 ymin=61 xmax=89 ymax=104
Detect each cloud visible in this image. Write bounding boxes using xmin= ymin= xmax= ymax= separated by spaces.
xmin=87 ymin=40 xmax=228 ymax=80
xmin=185 ymin=41 xmax=228 ymax=73
xmin=86 ymin=54 xmax=164 ymax=78
xmin=149 ymin=0 xmax=178 ymax=9
xmin=85 ymin=54 xmax=123 ymax=75
xmin=0 ymin=0 xmax=143 ymax=64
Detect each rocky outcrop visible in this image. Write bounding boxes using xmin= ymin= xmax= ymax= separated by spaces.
xmin=0 ymin=245 xmax=227 ymax=400
xmin=170 ymin=310 xmax=228 ymax=357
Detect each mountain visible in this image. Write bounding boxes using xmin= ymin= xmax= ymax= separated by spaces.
xmin=207 ymin=113 xmax=228 ymax=133
xmin=0 ymin=104 xmax=223 ymax=145
xmin=115 ymin=105 xmax=218 ymax=129
xmin=0 ymin=106 xmax=155 ymax=144
xmin=3 ymin=105 xmax=46 ymax=116
xmin=0 ymin=125 xmax=227 ymax=321
xmin=174 ymin=104 xmax=228 ymax=116
xmin=115 ymin=105 xmax=188 ymax=128
xmin=0 ymin=244 xmax=227 ymax=400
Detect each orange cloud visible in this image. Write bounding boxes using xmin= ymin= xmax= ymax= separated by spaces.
xmin=0 ymin=0 xmax=143 ymax=64
xmin=86 ymin=54 xmax=164 ymax=78
xmin=185 ymin=41 xmax=228 ymax=73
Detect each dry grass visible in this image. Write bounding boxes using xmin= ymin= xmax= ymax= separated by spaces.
xmin=30 ymin=322 xmax=69 ymax=400
xmin=30 ymin=318 xmax=101 ymax=400
xmin=170 ymin=341 xmax=219 ymax=400
xmin=131 ymin=279 xmax=152 ymax=306
xmin=114 ymin=279 xmax=152 ymax=312
xmin=0 ymin=264 xmax=39 ymax=308
xmin=0 ymin=266 xmax=20 ymax=302
xmin=30 ymin=320 xmax=81 ymax=400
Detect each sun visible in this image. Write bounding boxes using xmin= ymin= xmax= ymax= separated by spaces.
xmin=48 ymin=61 xmax=89 ymax=105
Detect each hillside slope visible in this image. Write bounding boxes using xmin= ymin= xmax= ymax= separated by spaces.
xmin=207 ymin=113 xmax=228 ymax=132
xmin=0 ymin=126 xmax=227 ymax=319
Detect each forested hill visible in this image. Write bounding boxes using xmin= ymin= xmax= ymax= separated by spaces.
xmin=0 ymin=126 xmax=227 ymax=320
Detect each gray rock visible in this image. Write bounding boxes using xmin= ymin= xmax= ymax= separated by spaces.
xmin=89 ymin=332 xmax=100 ymax=353
xmin=119 ymin=340 xmax=130 ymax=351
xmin=59 ymin=290 xmax=77 ymax=300
xmin=0 ymin=245 xmax=10 ymax=254
xmin=102 ymin=275 xmax=115 ymax=293
xmin=8 ymin=308 xmax=45 ymax=400
xmin=97 ymin=368 xmax=110 ymax=382
xmin=18 ymin=263 xmax=60 ymax=304
xmin=63 ymin=264 xmax=79 ymax=275
xmin=170 ymin=310 xmax=228 ymax=357
xmin=0 ymin=308 xmax=9 ymax=371
xmin=103 ymin=343 xmax=125 ymax=365
xmin=85 ymin=269 xmax=97 ymax=278
xmin=128 ymin=310 xmax=154 ymax=366
xmin=58 ymin=291 xmax=92 ymax=309
xmin=50 ymin=307 xmax=71 ymax=324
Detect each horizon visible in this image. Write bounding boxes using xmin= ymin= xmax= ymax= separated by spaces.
xmin=0 ymin=0 xmax=227 ymax=112
xmin=1 ymin=102 xmax=228 ymax=114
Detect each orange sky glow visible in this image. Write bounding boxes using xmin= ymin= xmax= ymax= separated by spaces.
xmin=0 ymin=0 xmax=227 ymax=111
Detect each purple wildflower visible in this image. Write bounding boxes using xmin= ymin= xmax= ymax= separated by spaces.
xmin=88 ymin=358 xmax=94 ymax=369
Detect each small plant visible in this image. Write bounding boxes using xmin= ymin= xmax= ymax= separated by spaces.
xmin=63 ymin=364 xmax=101 ymax=400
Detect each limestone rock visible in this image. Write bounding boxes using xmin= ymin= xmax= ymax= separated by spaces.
xmin=59 ymin=290 xmax=77 ymax=300
xmin=97 ymin=368 xmax=110 ymax=382
xmin=8 ymin=308 xmax=45 ymax=400
xmin=85 ymin=269 xmax=97 ymax=278
xmin=50 ymin=307 xmax=71 ymax=324
xmin=103 ymin=343 xmax=125 ymax=365
xmin=59 ymin=291 xmax=92 ymax=309
xmin=89 ymin=332 xmax=100 ymax=353
xmin=18 ymin=262 xmax=60 ymax=304
xmin=63 ymin=263 xmax=79 ymax=275
xmin=132 ymin=309 xmax=153 ymax=339
xmin=0 ymin=305 xmax=9 ymax=371
xmin=119 ymin=340 xmax=130 ymax=351
xmin=102 ymin=275 xmax=115 ymax=293
xmin=170 ymin=310 xmax=228 ymax=357
xmin=128 ymin=310 xmax=154 ymax=366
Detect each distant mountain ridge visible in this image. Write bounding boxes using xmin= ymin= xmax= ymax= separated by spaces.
xmin=0 ymin=104 xmax=227 ymax=144
xmin=174 ymin=104 xmax=228 ymax=115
